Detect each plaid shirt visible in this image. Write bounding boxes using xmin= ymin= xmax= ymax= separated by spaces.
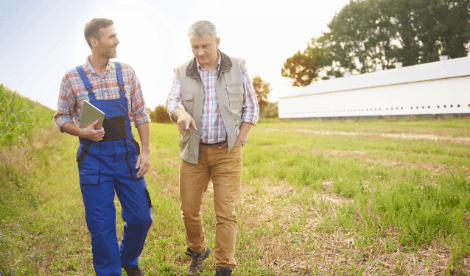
xmin=54 ymin=57 xmax=150 ymax=132
xmin=167 ymin=55 xmax=259 ymax=144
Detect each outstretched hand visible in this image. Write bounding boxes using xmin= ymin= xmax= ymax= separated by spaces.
xmin=176 ymin=112 xmax=197 ymax=136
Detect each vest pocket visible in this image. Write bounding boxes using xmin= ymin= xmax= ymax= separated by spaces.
xmin=226 ymin=84 xmax=244 ymax=111
xmin=182 ymin=92 xmax=194 ymax=115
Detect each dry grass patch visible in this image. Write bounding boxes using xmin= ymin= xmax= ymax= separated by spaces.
xmin=233 ymin=179 xmax=470 ymax=275
xmin=237 ymin=180 xmax=359 ymax=274
xmin=263 ymin=128 xmax=470 ymax=145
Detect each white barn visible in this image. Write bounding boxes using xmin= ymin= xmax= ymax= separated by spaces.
xmin=279 ymin=56 xmax=470 ymax=119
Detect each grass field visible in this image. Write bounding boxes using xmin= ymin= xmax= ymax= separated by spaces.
xmin=1 ymin=115 xmax=470 ymax=275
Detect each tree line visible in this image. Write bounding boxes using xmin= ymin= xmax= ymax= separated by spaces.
xmin=282 ymin=0 xmax=470 ymax=87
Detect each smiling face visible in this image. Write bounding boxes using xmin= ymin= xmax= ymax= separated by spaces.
xmin=189 ymin=34 xmax=220 ymax=70
xmin=92 ymin=25 xmax=120 ymax=59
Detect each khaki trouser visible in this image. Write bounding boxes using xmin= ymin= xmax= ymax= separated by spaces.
xmin=179 ymin=143 xmax=243 ymax=268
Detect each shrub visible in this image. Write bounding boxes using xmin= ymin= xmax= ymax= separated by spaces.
xmin=150 ymin=105 xmax=172 ymax=123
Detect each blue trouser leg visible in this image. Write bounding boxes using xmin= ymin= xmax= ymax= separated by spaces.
xmin=115 ymin=178 xmax=153 ymax=268
xmin=79 ymin=138 xmax=152 ymax=274
xmin=81 ymin=180 xmax=122 ymax=276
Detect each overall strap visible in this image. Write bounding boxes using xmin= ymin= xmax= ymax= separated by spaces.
xmin=115 ymin=62 xmax=125 ymax=92
xmin=76 ymin=66 xmax=94 ymax=94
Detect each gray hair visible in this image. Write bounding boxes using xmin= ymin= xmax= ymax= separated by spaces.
xmin=188 ymin=20 xmax=217 ymax=38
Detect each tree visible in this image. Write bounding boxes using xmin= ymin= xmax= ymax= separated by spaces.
xmin=281 ymin=0 xmax=470 ymax=87
xmin=381 ymin=0 xmax=470 ymax=64
xmin=150 ymin=105 xmax=172 ymax=123
xmin=325 ymin=0 xmax=397 ymax=74
xmin=431 ymin=0 xmax=470 ymax=59
xmin=378 ymin=0 xmax=421 ymax=66
xmin=252 ymin=75 xmax=272 ymax=109
xmin=260 ymin=101 xmax=278 ymax=119
xmin=281 ymin=38 xmax=329 ymax=87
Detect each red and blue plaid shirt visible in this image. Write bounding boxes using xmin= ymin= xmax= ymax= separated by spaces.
xmin=167 ymin=55 xmax=259 ymax=144
xmin=54 ymin=57 xmax=150 ymax=132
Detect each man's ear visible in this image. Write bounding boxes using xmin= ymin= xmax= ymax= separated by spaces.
xmin=215 ymin=37 xmax=220 ymax=48
xmin=90 ymin=37 xmax=99 ymax=47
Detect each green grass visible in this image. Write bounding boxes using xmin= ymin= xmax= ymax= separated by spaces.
xmin=1 ymin=113 xmax=470 ymax=275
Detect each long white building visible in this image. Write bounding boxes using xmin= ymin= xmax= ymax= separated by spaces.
xmin=279 ymin=56 xmax=470 ymax=119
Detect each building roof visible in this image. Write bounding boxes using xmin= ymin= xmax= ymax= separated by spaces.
xmin=280 ymin=56 xmax=470 ymax=99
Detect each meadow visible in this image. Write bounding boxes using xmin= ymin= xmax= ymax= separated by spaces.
xmin=1 ymin=93 xmax=469 ymax=275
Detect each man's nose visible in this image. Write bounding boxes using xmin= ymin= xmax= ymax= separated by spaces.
xmin=198 ymin=49 xmax=204 ymax=56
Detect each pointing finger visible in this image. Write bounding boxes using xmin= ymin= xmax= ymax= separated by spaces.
xmin=190 ymin=120 xmax=198 ymax=131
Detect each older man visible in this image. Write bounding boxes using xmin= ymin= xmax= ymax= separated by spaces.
xmin=167 ymin=21 xmax=259 ymax=276
xmin=54 ymin=18 xmax=152 ymax=276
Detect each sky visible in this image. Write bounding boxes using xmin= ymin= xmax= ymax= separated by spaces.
xmin=0 ymin=0 xmax=351 ymax=111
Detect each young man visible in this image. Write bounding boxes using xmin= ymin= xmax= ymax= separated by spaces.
xmin=167 ymin=20 xmax=259 ymax=276
xmin=53 ymin=18 xmax=152 ymax=276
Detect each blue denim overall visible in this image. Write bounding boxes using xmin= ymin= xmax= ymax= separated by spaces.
xmin=76 ymin=63 xmax=152 ymax=275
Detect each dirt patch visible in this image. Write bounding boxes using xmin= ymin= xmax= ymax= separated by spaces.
xmin=264 ymin=128 xmax=470 ymax=145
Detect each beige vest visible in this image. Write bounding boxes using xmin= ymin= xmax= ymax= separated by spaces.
xmin=174 ymin=52 xmax=245 ymax=164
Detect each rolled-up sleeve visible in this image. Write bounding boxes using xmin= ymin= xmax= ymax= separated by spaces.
xmin=241 ymin=67 xmax=259 ymax=125
xmin=53 ymin=75 xmax=75 ymax=132
xmin=166 ymin=75 xmax=185 ymax=122
xmin=130 ymin=69 xmax=150 ymax=127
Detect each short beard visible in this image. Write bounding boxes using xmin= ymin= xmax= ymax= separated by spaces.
xmin=106 ymin=49 xmax=117 ymax=59
xmin=100 ymin=50 xmax=117 ymax=60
